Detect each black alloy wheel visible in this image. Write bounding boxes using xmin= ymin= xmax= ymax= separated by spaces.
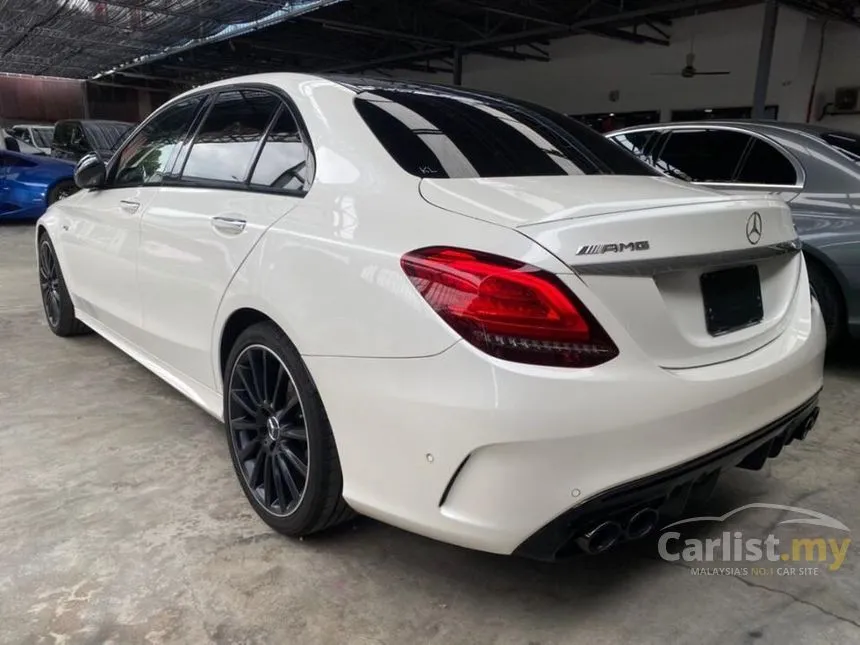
xmin=37 ymin=235 xmax=87 ymax=337
xmin=223 ymin=322 xmax=353 ymax=536
xmin=228 ymin=344 xmax=310 ymax=517
xmin=38 ymin=239 xmax=62 ymax=329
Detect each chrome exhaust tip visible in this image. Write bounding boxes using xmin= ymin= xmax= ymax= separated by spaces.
xmin=576 ymin=521 xmax=623 ymax=555
xmin=625 ymin=508 xmax=660 ymax=540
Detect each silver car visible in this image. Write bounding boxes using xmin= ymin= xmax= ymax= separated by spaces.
xmin=606 ymin=120 xmax=860 ymax=347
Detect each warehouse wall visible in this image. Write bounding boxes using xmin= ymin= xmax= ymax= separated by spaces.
xmin=395 ymin=5 xmax=860 ymax=131
xmin=0 ymin=74 xmax=86 ymax=126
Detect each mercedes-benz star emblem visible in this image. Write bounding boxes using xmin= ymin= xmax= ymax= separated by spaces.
xmin=746 ymin=211 xmax=763 ymax=246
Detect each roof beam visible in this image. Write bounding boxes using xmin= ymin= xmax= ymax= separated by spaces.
xmin=472 ymin=46 xmax=551 ymax=62
xmin=319 ymin=0 xmax=731 ymax=73
xmin=303 ymin=17 xmax=453 ymax=46
xmin=644 ymin=21 xmax=671 ymax=39
xmin=591 ymin=27 xmax=671 ymax=46
xmin=458 ymin=1 xmax=570 ymax=28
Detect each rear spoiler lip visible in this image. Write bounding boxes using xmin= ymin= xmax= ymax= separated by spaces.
xmin=570 ymin=239 xmax=802 ymax=277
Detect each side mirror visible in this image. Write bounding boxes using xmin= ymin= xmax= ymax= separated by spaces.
xmin=74 ymin=153 xmax=106 ymax=189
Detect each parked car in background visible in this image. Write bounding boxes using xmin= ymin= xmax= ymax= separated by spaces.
xmin=607 ymin=121 xmax=860 ymax=347
xmin=51 ymin=119 xmax=135 ymax=162
xmin=35 ymin=75 xmax=824 ymax=560
xmin=10 ymin=124 xmax=54 ymax=154
xmin=0 ymin=149 xmax=76 ymax=220
xmin=1 ymin=128 xmax=47 ymax=156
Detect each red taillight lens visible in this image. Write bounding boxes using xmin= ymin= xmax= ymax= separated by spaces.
xmin=401 ymin=247 xmax=618 ymax=367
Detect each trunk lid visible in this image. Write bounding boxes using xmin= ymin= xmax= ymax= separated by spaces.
xmin=420 ymin=175 xmax=802 ymax=369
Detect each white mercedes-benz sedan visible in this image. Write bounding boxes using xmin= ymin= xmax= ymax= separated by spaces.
xmin=36 ymin=73 xmax=825 ymax=560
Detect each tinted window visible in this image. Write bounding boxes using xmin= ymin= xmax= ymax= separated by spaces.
xmin=354 ymin=88 xmax=657 ymax=178
xmin=85 ymin=122 xmax=135 ymax=155
xmin=610 ymin=131 xmax=655 ymax=163
xmin=12 ymin=127 xmax=31 ymax=144
xmin=736 ymin=139 xmax=797 ymax=185
xmin=655 ymin=129 xmax=750 ymax=182
xmin=114 ymin=97 xmax=203 ymax=187
xmin=53 ymin=123 xmax=86 ymax=154
xmin=249 ymin=107 xmax=312 ymax=191
xmin=182 ymin=90 xmax=279 ymax=184
xmin=821 ymin=131 xmax=860 ymax=162
xmin=67 ymin=124 xmax=87 ymax=152
xmin=32 ymin=128 xmax=53 ymax=148
xmin=52 ymin=122 xmax=72 ymax=148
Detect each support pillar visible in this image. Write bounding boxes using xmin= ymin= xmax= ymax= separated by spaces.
xmin=453 ymin=48 xmax=463 ymax=86
xmin=752 ymin=0 xmax=779 ymax=119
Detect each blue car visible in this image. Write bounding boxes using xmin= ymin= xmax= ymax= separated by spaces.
xmin=0 ymin=149 xmax=77 ymax=221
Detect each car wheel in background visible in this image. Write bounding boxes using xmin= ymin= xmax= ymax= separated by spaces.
xmin=223 ymin=321 xmax=354 ymax=537
xmin=807 ymin=258 xmax=844 ymax=348
xmin=47 ymin=180 xmax=78 ymax=205
xmin=37 ymin=234 xmax=89 ymax=337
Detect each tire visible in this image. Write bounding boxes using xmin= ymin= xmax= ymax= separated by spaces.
xmin=37 ymin=234 xmax=89 ymax=337
xmin=807 ymin=258 xmax=845 ymax=348
xmin=47 ymin=180 xmax=78 ymax=205
xmin=223 ymin=321 xmax=353 ymax=537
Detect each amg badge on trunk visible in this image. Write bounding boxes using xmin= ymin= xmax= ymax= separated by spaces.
xmin=576 ymin=241 xmax=651 ymax=255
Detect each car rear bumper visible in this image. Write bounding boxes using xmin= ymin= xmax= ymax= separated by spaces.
xmin=304 ymin=296 xmax=825 ymax=556
xmin=513 ymin=392 xmax=820 ymax=560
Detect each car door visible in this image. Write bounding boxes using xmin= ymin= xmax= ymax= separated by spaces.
xmin=57 ymin=95 xmax=208 ymax=343
xmin=136 ymin=87 xmax=313 ymax=390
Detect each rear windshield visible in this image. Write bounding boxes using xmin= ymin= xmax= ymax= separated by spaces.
xmin=83 ymin=122 xmax=135 ymax=154
xmin=32 ymin=128 xmax=53 ymax=148
xmin=821 ymin=131 xmax=860 ymax=162
xmin=354 ymin=88 xmax=658 ymax=179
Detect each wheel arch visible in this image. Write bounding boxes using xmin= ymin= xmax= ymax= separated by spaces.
xmin=218 ymin=307 xmax=275 ymax=379
xmin=44 ymin=176 xmax=77 ymax=205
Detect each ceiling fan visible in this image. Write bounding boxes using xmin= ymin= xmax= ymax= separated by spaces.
xmin=651 ymin=31 xmax=731 ymax=78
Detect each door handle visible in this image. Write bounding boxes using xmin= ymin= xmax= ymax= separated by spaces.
xmin=211 ymin=216 xmax=246 ymax=235
xmin=119 ymin=199 xmax=140 ymax=214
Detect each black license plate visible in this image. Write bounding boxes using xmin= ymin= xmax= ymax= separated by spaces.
xmin=700 ymin=265 xmax=763 ymax=336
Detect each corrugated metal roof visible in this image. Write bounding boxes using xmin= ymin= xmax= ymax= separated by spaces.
xmin=0 ymin=0 xmax=344 ymax=79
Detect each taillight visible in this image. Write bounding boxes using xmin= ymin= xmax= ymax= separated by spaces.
xmin=400 ymin=247 xmax=618 ymax=368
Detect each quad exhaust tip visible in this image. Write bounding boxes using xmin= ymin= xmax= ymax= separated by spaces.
xmin=625 ymin=508 xmax=660 ymax=541
xmin=575 ymin=507 xmax=661 ymax=555
xmin=576 ymin=521 xmax=623 ymax=555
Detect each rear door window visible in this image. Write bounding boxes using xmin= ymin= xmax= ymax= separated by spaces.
xmin=249 ymin=106 xmax=313 ymax=192
xmin=735 ymin=139 xmax=797 ymax=185
xmin=181 ymin=89 xmax=280 ymax=184
xmin=654 ymin=129 xmax=751 ymax=182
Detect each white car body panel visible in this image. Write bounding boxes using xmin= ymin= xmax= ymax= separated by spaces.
xmin=36 ymin=73 xmax=826 ymax=556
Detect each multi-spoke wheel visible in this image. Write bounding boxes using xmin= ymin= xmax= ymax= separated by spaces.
xmin=37 ymin=235 xmax=88 ymax=337
xmin=39 ymin=240 xmax=62 ymax=329
xmin=224 ymin=322 xmax=353 ymax=536
xmin=228 ymin=345 xmax=310 ymax=517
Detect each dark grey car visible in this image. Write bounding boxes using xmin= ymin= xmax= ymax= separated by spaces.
xmin=606 ymin=120 xmax=860 ymax=346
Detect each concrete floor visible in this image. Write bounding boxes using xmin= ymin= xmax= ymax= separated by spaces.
xmin=1 ymin=223 xmax=859 ymax=645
